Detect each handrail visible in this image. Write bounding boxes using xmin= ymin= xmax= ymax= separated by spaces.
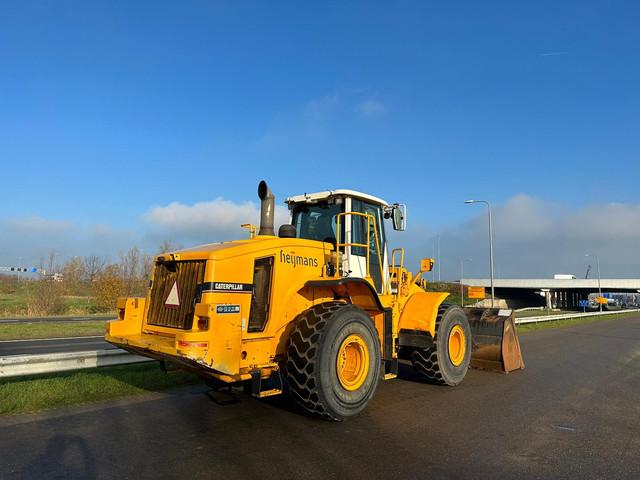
xmin=241 ymin=223 xmax=258 ymax=239
xmin=336 ymin=211 xmax=386 ymax=294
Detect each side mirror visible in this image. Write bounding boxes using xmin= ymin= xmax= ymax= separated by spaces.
xmin=391 ymin=204 xmax=407 ymax=231
xmin=420 ymin=258 xmax=434 ymax=272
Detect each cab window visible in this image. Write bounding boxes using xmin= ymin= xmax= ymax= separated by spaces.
xmin=291 ymin=202 xmax=343 ymax=243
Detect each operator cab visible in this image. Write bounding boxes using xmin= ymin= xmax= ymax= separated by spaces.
xmin=285 ymin=190 xmax=406 ymax=294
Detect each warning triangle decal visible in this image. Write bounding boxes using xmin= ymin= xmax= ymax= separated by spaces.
xmin=165 ymin=281 xmax=180 ymax=309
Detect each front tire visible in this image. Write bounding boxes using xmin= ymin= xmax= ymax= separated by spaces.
xmin=411 ymin=304 xmax=471 ymax=386
xmin=286 ymin=302 xmax=381 ymax=421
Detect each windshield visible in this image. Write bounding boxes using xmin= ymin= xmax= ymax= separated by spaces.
xmin=291 ymin=202 xmax=343 ymax=243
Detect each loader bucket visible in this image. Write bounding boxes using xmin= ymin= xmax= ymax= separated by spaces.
xmin=463 ymin=307 xmax=525 ymax=373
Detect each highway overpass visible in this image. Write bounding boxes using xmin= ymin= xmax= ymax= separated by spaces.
xmin=461 ymin=278 xmax=640 ymax=309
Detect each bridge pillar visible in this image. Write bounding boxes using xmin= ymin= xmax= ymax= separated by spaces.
xmin=541 ymin=289 xmax=552 ymax=309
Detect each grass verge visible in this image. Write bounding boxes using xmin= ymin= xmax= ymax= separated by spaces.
xmin=0 ymin=321 xmax=107 ymax=340
xmin=0 ymin=285 xmax=110 ymax=318
xmin=517 ymin=310 xmax=639 ymax=333
xmin=0 ymin=363 xmax=200 ymax=416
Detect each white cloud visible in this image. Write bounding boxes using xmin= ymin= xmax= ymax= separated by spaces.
xmin=357 ymin=99 xmax=387 ymax=117
xmin=144 ymin=198 xmax=257 ymax=233
xmin=143 ymin=197 xmax=290 ymax=245
xmin=0 ymin=217 xmax=135 ymax=269
xmin=0 ymin=197 xmax=292 ymax=268
xmin=409 ymin=196 xmax=640 ymax=280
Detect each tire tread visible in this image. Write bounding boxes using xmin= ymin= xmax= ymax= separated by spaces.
xmin=286 ymin=301 xmax=345 ymax=420
xmin=411 ymin=303 xmax=465 ymax=385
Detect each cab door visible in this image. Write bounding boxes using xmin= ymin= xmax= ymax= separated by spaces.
xmin=349 ymin=199 xmax=388 ymax=293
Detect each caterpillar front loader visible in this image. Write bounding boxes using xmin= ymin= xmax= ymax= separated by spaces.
xmin=106 ymin=181 xmax=523 ymax=420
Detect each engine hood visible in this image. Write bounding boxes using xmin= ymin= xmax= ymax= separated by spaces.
xmin=155 ymin=236 xmax=331 ymax=262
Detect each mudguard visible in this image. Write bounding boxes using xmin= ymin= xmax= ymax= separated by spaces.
xmin=398 ymin=291 xmax=450 ymax=337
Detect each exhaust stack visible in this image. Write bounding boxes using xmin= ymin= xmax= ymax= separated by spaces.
xmin=258 ymin=180 xmax=275 ymax=236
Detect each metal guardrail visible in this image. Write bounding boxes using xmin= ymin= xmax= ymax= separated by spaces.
xmin=515 ymin=308 xmax=640 ymax=325
xmin=0 ymin=349 xmax=152 ymax=378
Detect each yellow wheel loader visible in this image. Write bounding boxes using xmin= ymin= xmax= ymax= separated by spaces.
xmin=106 ymin=181 xmax=524 ymax=420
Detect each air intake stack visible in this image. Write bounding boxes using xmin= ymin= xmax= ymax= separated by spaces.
xmin=258 ymin=180 xmax=275 ymax=236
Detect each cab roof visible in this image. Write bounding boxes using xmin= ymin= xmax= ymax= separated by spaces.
xmin=285 ymin=189 xmax=389 ymax=207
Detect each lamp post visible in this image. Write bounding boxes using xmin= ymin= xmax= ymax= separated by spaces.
xmin=460 ymin=258 xmax=472 ymax=307
xmin=585 ymin=253 xmax=602 ymax=312
xmin=431 ymin=239 xmax=436 ymax=282
xmin=465 ymin=199 xmax=495 ymax=308
xmin=437 ymin=234 xmax=441 ymax=282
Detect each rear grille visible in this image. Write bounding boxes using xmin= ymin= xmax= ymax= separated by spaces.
xmin=147 ymin=260 xmax=206 ymax=329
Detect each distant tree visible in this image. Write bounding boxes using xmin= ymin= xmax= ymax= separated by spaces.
xmin=38 ymin=250 xmax=59 ymax=276
xmin=84 ymin=247 xmax=156 ymax=311
xmin=62 ymin=256 xmax=85 ymax=295
xmin=142 ymin=252 xmax=154 ymax=283
xmin=83 ymin=255 xmax=106 ymax=283
xmin=93 ymin=264 xmax=124 ymax=311
xmin=120 ymin=247 xmax=139 ymax=296
xmin=157 ymin=240 xmax=182 ymax=254
xmin=119 ymin=246 xmax=151 ymax=297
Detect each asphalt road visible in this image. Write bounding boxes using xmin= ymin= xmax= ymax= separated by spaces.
xmin=0 ymin=337 xmax=115 ymax=356
xmin=0 ymin=315 xmax=114 ymax=325
xmin=1 ymin=315 xmax=639 ymax=479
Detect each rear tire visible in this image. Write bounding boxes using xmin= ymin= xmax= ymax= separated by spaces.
xmin=411 ymin=304 xmax=471 ymax=386
xmin=286 ymin=302 xmax=381 ymax=421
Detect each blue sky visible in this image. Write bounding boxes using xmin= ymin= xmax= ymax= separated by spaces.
xmin=1 ymin=1 xmax=639 ymax=278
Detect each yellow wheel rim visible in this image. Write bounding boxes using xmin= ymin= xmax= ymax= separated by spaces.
xmin=336 ymin=334 xmax=370 ymax=391
xmin=448 ymin=325 xmax=466 ymax=367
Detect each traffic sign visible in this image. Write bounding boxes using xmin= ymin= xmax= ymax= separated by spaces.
xmin=467 ymin=286 xmax=486 ymax=299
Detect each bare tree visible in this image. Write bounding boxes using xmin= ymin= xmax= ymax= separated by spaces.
xmin=119 ymin=247 xmax=139 ymax=296
xmin=83 ymin=255 xmax=106 ymax=283
xmin=119 ymin=247 xmax=150 ymax=297
xmin=38 ymin=250 xmax=59 ymax=275
xmin=78 ymin=247 xmax=155 ymax=311
xmin=142 ymin=252 xmax=154 ymax=281
xmin=62 ymin=256 xmax=85 ymax=294
xmin=158 ymin=240 xmax=182 ymax=254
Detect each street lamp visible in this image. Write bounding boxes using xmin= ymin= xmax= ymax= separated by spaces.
xmin=437 ymin=234 xmax=441 ymax=282
xmin=465 ymin=199 xmax=495 ymax=308
xmin=460 ymin=258 xmax=472 ymax=307
xmin=585 ymin=253 xmax=602 ymax=312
